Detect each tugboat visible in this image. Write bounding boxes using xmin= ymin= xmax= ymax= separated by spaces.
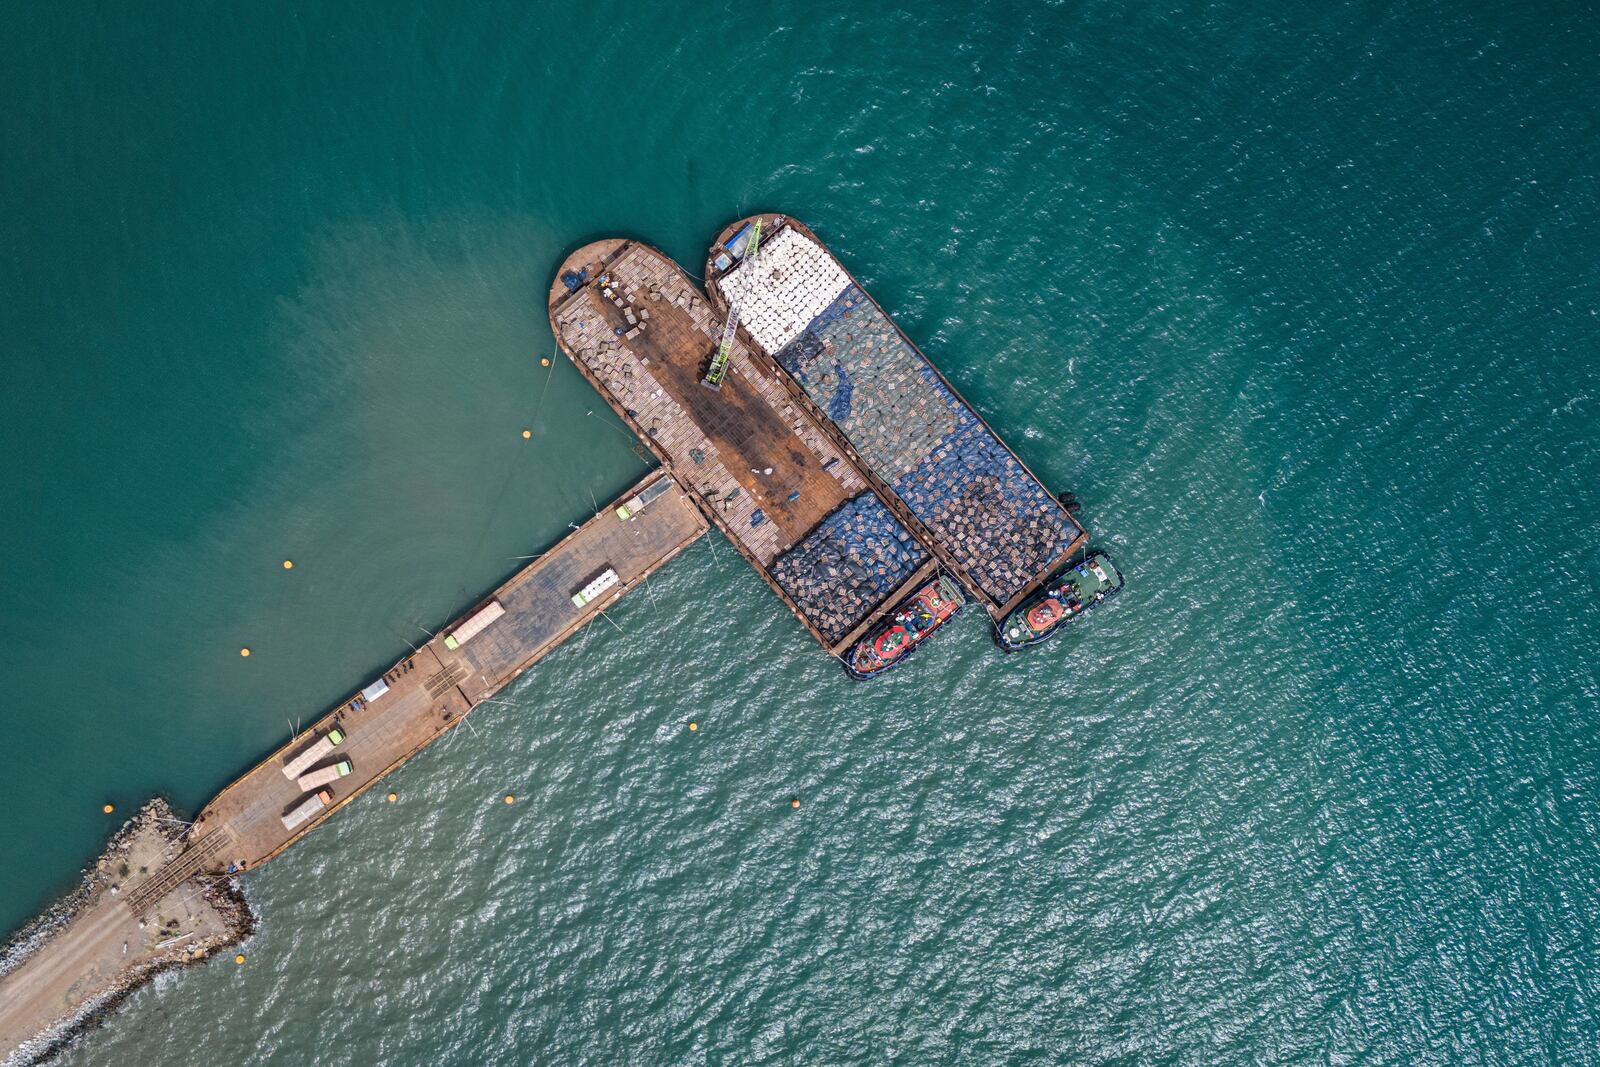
xmin=995 ymin=550 xmax=1124 ymax=652
xmin=844 ymin=574 xmax=965 ymax=680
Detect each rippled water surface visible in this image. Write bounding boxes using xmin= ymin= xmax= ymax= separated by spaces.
xmin=5 ymin=1 xmax=1599 ymax=1063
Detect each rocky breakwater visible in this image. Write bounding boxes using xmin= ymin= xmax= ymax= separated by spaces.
xmin=0 ymin=800 xmax=252 ymax=1067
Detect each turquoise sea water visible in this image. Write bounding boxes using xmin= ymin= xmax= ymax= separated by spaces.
xmin=4 ymin=1 xmax=1599 ymax=1062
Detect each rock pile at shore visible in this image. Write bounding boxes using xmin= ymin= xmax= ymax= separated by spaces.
xmin=1 ymin=799 xmax=253 ymax=1067
xmin=1 ymin=799 xmax=172 ymax=983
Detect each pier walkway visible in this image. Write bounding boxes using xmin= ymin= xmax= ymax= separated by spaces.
xmin=0 ymin=471 xmax=706 ymax=1059
xmin=189 ymin=470 xmax=707 ymax=872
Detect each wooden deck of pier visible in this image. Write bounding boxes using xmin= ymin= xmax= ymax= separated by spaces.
xmin=548 ymin=239 xmax=938 ymax=653
xmin=705 ymin=214 xmax=1089 ymax=619
xmin=164 ymin=470 xmax=707 ymax=881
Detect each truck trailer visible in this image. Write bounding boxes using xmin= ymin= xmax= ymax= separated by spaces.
xmin=280 ymin=787 xmax=335 ymax=831
xmin=443 ymin=599 xmax=505 ymax=650
xmin=614 ymin=478 xmax=673 ymax=520
xmin=296 ymin=759 xmax=353 ymax=791
xmin=282 ymin=727 xmax=347 ymax=780
xmin=570 ymin=567 xmax=620 ymax=607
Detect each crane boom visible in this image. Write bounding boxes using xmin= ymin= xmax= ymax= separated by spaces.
xmin=702 ymin=220 xmax=762 ymax=389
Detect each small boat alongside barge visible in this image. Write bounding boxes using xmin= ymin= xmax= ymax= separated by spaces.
xmin=995 ymin=550 xmax=1124 ymax=652
xmin=844 ymin=573 xmax=965 ymax=680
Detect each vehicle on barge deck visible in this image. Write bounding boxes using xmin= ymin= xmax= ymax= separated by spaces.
xmin=844 ymin=574 xmax=965 ymax=680
xmin=995 ymin=550 xmax=1124 ymax=652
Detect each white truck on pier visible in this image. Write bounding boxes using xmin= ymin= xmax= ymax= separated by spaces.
xmin=281 ymin=727 xmax=346 ymax=780
xmin=570 ymin=567 xmax=619 ymax=607
xmin=296 ymin=759 xmax=353 ymax=791
xmin=280 ymin=788 xmax=335 ymax=831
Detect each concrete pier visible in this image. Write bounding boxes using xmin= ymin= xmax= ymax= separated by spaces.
xmin=171 ymin=469 xmax=706 ymax=877
xmin=2 ymin=222 xmax=1099 ymax=1063
xmin=0 ymin=471 xmax=706 ymax=1060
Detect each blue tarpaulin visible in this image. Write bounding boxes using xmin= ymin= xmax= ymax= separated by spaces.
xmin=725 ymin=223 xmax=755 ymax=257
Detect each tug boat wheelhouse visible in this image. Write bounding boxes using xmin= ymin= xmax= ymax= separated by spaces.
xmin=844 ymin=574 xmax=965 ymax=680
xmin=995 ymin=550 xmax=1124 ymax=652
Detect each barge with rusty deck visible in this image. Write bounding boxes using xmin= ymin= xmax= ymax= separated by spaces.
xmin=549 ymin=239 xmax=945 ymax=656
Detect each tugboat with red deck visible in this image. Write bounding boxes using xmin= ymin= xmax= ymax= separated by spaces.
xmin=844 ymin=573 xmax=965 ymax=679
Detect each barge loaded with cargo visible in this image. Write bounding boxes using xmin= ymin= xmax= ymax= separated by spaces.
xmin=704 ymin=215 xmax=1105 ymax=629
xmin=552 ymin=220 xmax=1120 ymax=678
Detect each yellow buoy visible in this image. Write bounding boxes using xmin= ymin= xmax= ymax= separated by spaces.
xmin=282 ymin=559 xmax=293 ymax=570
xmin=521 ymin=429 xmax=532 ymax=439
xmin=504 ymin=794 xmax=515 ymax=805
xmin=688 ymin=721 xmax=698 ymax=732
xmin=386 ymin=792 xmax=398 ymax=803
xmin=239 ymin=648 xmax=251 ymax=658
xmin=791 ymin=797 xmax=801 ymax=809
xmin=234 ymin=953 xmax=246 ymax=965
xmin=102 ymin=803 xmax=115 ymax=814
xmin=540 ymin=357 xmax=551 ymax=367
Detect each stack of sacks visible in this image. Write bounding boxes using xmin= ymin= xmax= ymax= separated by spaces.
xmin=890 ymin=394 xmax=1081 ymax=602
xmin=719 ymin=227 xmax=850 ymax=353
xmin=778 ymin=286 xmax=954 ymax=481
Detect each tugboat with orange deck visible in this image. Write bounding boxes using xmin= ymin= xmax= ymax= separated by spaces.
xmin=995 ymin=550 xmax=1124 ymax=652
xmin=844 ymin=574 xmax=965 ymax=679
